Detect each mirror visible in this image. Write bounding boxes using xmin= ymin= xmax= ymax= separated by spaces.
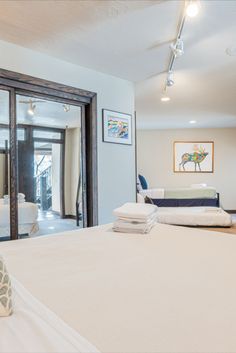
xmin=16 ymin=94 xmax=83 ymax=237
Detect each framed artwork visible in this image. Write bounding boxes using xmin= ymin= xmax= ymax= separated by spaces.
xmin=102 ymin=109 xmax=132 ymax=145
xmin=173 ymin=141 xmax=214 ymax=173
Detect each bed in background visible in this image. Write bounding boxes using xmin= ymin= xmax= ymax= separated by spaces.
xmin=1 ymin=224 xmax=236 ymax=353
xmin=137 ymin=174 xmax=220 ymax=207
xmin=0 ymin=199 xmax=38 ymax=237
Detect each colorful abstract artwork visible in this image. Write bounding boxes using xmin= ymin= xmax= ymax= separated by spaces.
xmin=103 ymin=109 xmax=132 ymax=145
xmin=174 ymin=141 xmax=214 ymax=173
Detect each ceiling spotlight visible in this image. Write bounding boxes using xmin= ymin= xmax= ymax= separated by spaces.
xmin=161 ymin=95 xmax=170 ymax=102
xmin=63 ymin=104 xmax=70 ymax=113
xmin=170 ymin=39 xmax=184 ymax=58
xmin=189 ymin=120 xmax=197 ymax=124
xmin=186 ymin=0 xmax=199 ymax=18
xmin=27 ymin=100 xmax=36 ymax=116
xmin=166 ymin=71 xmax=174 ymax=87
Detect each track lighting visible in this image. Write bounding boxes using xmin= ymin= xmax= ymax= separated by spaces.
xmin=166 ymin=71 xmax=174 ymax=87
xmin=186 ymin=0 xmax=199 ymax=18
xmin=27 ymin=100 xmax=36 ymax=116
xmin=171 ymin=39 xmax=184 ymax=58
xmin=161 ymin=95 xmax=170 ymax=102
xmin=63 ymin=104 xmax=70 ymax=113
xmin=160 ymin=0 xmax=200 ymax=101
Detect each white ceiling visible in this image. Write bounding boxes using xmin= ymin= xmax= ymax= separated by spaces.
xmin=0 ymin=0 xmax=235 ymax=129
xmin=135 ymin=0 xmax=236 ymax=129
xmin=0 ymin=92 xmax=81 ymax=128
xmin=0 ymin=0 xmax=174 ymax=82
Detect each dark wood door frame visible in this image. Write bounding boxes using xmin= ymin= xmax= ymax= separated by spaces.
xmin=17 ymin=123 xmax=66 ymax=217
xmin=0 ymin=68 xmax=98 ymax=240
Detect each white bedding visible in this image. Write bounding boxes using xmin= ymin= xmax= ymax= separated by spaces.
xmin=1 ymin=224 xmax=236 ymax=352
xmin=0 ymin=277 xmax=99 ymax=353
xmin=140 ymin=188 xmax=165 ymax=199
xmin=157 ymin=207 xmax=232 ymax=227
xmin=0 ymin=201 xmax=38 ymax=236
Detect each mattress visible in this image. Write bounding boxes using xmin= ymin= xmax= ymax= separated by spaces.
xmin=0 ymin=277 xmax=99 ymax=353
xmin=164 ymin=187 xmax=217 ymax=199
xmin=1 ymin=224 xmax=236 ymax=352
xmin=0 ymin=201 xmax=38 ymax=226
xmin=157 ymin=207 xmax=232 ymax=227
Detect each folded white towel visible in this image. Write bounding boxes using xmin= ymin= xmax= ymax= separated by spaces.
xmin=113 ymin=220 xmax=156 ymax=234
xmin=113 ymin=202 xmax=158 ymax=221
xmin=117 ymin=212 xmax=158 ymax=224
xmin=114 ymin=215 xmax=157 ymax=229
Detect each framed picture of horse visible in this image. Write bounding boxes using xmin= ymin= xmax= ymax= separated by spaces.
xmin=173 ymin=141 xmax=214 ymax=173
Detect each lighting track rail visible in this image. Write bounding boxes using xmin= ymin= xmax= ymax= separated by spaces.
xmin=161 ymin=0 xmax=200 ymax=101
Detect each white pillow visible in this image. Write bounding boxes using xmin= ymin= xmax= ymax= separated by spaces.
xmin=0 ymin=256 xmax=13 ymax=316
xmin=191 ymin=184 xmax=207 ymax=188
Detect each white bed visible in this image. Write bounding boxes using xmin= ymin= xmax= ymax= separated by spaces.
xmin=1 ymin=224 xmax=236 ymax=352
xmin=157 ymin=207 xmax=232 ymax=227
xmin=0 ymin=200 xmax=38 ymax=237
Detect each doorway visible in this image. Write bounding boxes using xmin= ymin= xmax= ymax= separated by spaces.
xmin=16 ymin=93 xmax=84 ymax=237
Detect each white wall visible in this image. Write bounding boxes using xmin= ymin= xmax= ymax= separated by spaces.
xmin=0 ymin=39 xmax=136 ymax=224
xmin=51 ymin=144 xmax=61 ymax=214
xmin=137 ymin=128 xmax=236 ymax=210
xmin=64 ymin=128 xmax=80 ymax=216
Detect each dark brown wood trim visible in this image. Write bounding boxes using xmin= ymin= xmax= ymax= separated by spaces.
xmin=0 ymin=68 xmax=95 ymax=99
xmin=225 ymin=210 xmax=236 ymax=214
xmin=81 ymin=105 xmax=88 ymax=228
xmin=33 ymin=138 xmax=63 ymax=144
xmin=64 ymin=215 xmax=77 ymax=220
xmin=9 ymin=89 xmax=18 ymax=240
xmin=85 ymin=94 xmax=98 ymax=226
xmin=1 ymin=77 xmax=91 ymax=104
xmin=4 ymin=140 xmax=9 ymax=195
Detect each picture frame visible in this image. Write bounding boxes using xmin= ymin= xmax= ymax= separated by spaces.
xmin=102 ymin=109 xmax=132 ymax=145
xmin=173 ymin=141 xmax=214 ymax=173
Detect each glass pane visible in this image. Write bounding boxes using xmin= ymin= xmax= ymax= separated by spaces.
xmin=0 ymin=129 xmax=9 ymax=149
xmin=33 ymin=130 xmax=61 ymax=140
xmin=17 ymin=128 xmax=25 ymax=141
xmin=0 ymin=90 xmax=10 ymax=241
xmin=16 ymin=94 xmax=82 ymax=237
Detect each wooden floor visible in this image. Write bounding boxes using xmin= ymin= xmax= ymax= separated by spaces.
xmin=198 ymin=214 xmax=236 ymax=235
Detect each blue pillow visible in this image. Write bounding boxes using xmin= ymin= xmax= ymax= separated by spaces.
xmin=138 ymin=174 xmax=148 ymax=190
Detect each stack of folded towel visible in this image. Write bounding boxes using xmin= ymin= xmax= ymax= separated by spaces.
xmin=113 ymin=202 xmax=158 ymax=234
